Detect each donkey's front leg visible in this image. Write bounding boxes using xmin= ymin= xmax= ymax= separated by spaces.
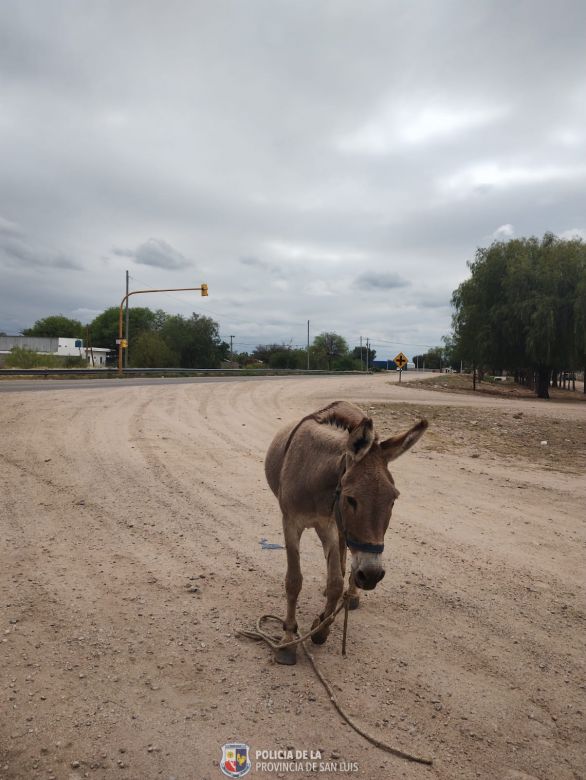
xmin=312 ymin=520 xmax=344 ymax=645
xmin=276 ymin=519 xmax=303 ymax=666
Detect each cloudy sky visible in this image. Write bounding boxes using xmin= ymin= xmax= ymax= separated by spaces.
xmin=1 ymin=1 xmax=585 ymax=358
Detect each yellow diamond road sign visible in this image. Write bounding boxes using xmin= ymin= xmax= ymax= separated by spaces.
xmin=394 ymin=351 xmax=408 ymax=369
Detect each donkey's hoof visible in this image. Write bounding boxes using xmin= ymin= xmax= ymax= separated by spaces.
xmin=275 ymin=646 xmax=297 ymax=665
xmin=347 ymin=594 xmax=360 ymax=610
xmin=310 ymin=614 xmax=330 ymax=645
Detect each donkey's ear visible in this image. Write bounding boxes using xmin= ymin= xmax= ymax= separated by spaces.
xmin=381 ymin=419 xmax=428 ymax=463
xmin=346 ymin=417 xmax=375 ymax=462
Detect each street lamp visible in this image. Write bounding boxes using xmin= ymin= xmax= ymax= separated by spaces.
xmin=117 ymin=284 xmax=208 ymax=374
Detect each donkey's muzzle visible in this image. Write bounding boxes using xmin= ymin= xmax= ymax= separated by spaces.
xmin=354 ymin=566 xmax=385 ymax=591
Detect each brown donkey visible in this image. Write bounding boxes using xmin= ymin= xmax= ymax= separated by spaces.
xmin=265 ymin=401 xmax=428 ymax=665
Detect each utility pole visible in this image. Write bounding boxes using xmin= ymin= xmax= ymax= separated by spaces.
xmin=124 ymin=270 xmax=130 ymax=368
xmin=360 ymin=336 xmax=363 ymax=372
xmin=230 ymin=335 xmax=235 ymax=362
xmin=366 ymin=338 xmax=370 ymax=372
xmin=307 ymin=320 xmax=310 ymax=370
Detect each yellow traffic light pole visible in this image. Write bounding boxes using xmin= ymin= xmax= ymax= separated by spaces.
xmin=117 ymin=284 xmax=208 ymax=374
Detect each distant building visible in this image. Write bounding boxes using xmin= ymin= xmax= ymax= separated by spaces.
xmin=0 ymin=335 xmax=110 ymax=367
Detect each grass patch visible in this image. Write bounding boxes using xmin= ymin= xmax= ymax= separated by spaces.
xmin=2 ymin=347 xmax=83 ymax=369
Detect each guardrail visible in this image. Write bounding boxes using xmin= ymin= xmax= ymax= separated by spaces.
xmin=0 ymin=367 xmax=368 ymax=378
xmin=0 ymin=368 xmax=114 ymax=376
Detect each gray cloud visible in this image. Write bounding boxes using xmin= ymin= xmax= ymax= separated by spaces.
xmin=113 ymin=239 xmax=191 ymax=270
xmin=1 ymin=1 xmax=585 ymax=350
xmin=355 ymin=271 xmax=410 ymax=291
xmin=0 ymin=217 xmax=82 ymax=270
xmin=240 ymin=255 xmax=278 ymax=273
xmin=111 ymin=246 xmax=135 ymax=259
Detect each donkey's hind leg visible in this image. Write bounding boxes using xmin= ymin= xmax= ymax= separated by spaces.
xmin=311 ymin=519 xmax=344 ymax=645
xmin=276 ymin=518 xmax=303 ymax=665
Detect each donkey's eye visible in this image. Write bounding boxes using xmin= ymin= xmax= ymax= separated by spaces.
xmin=347 ymin=496 xmax=357 ymax=510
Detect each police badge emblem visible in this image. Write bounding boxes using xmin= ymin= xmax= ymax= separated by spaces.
xmin=220 ymin=742 xmax=251 ymax=778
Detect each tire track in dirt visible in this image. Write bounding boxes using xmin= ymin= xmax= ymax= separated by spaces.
xmin=1 ymin=385 xmax=286 ymax=779
xmin=1 ymin=375 xmax=585 ymax=780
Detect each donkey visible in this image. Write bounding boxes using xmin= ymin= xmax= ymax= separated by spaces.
xmin=265 ymin=401 xmax=428 ymax=664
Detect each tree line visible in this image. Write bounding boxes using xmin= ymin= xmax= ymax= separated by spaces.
xmin=19 ymin=310 xmax=377 ymax=371
xmin=22 ymin=308 xmax=229 ymax=369
xmin=237 ymin=335 xmax=376 ymax=371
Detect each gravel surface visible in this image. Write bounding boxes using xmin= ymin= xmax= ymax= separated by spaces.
xmin=1 ymin=374 xmax=584 ymax=779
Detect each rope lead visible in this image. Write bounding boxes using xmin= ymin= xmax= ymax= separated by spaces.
xmin=237 ymin=593 xmax=433 ymax=767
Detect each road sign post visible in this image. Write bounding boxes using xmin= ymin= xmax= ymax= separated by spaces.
xmin=393 ymin=352 xmax=409 ymax=382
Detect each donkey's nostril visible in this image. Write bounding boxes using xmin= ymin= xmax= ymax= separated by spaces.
xmin=355 ymin=570 xmax=367 ymax=588
xmin=377 ymin=569 xmax=386 ymax=583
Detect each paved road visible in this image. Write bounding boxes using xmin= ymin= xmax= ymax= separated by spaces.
xmin=0 ymin=374 xmax=339 ymax=393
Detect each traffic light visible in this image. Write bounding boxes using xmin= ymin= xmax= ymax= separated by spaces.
xmin=201 ymin=283 xmax=208 ymax=297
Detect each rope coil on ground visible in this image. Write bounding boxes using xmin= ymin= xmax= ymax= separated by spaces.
xmin=237 ymin=596 xmax=433 ymax=767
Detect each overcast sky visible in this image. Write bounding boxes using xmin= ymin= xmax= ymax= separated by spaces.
xmin=1 ymin=1 xmax=585 ymax=358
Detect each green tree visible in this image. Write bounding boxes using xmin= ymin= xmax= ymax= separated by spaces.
xmin=252 ymin=344 xmax=289 ymax=364
xmin=351 ymin=346 xmax=376 ymax=366
xmin=159 ymin=313 xmax=228 ymax=368
xmin=313 ymin=332 xmax=348 ymax=370
xmin=412 ymin=340 xmax=458 ymax=371
xmin=333 ymin=354 xmax=361 ymax=371
xmin=575 ymin=254 xmax=586 ymax=393
xmin=451 ymin=234 xmax=586 ymax=398
xmin=268 ymin=348 xmax=306 ymax=369
xmin=413 ymin=347 xmax=443 ymax=370
xmin=23 ymin=315 xmax=84 ymax=339
xmin=232 ymin=351 xmax=251 ymax=366
xmin=250 ymin=344 xmax=309 ymax=368
xmin=129 ymin=332 xmax=178 ymax=368
xmin=89 ymin=306 xmax=158 ymax=352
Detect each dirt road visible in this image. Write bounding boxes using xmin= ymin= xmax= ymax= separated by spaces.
xmin=1 ymin=375 xmax=584 ymax=780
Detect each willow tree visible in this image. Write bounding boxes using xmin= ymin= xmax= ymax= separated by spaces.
xmin=452 ymin=234 xmax=586 ymax=398
xmin=575 ymin=253 xmax=586 ymax=392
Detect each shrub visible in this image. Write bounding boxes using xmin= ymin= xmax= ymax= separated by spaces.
xmin=5 ymin=347 xmax=62 ymax=368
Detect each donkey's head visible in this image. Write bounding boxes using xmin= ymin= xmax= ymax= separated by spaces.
xmin=337 ymin=414 xmax=428 ymax=590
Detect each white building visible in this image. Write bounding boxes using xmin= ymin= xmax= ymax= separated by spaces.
xmin=0 ymin=335 xmax=110 ymax=367
xmin=56 ymin=337 xmax=109 ymax=366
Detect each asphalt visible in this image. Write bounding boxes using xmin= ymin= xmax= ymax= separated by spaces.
xmin=0 ymin=374 xmax=335 ymax=393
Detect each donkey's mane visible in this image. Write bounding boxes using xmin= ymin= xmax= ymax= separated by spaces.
xmin=312 ymin=400 xmax=368 ymax=431
xmin=282 ymin=401 xmax=369 ymax=458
